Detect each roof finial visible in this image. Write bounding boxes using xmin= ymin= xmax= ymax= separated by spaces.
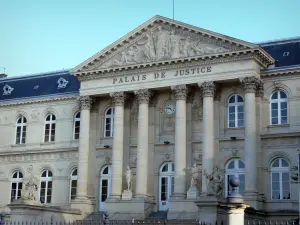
xmin=172 ymin=0 xmax=175 ymax=20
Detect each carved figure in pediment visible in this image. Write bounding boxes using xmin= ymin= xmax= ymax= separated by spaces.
xmin=144 ymin=32 xmax=156 ymax=61
xmin=182 ymin=36 xmax=194 ymax=57
xmin=169 ymin=29 xmax=181 ymax=58
xmin=155 ymin=26 xmax=170 ymax=60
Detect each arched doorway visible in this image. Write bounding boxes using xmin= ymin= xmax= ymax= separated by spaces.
xmin=159 ymin=162 xmax=174 ymax=211
xmin=99 ymin=165 xmax=112 ymax=211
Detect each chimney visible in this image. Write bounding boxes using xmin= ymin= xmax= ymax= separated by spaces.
xmin=0 ymin=74 xmax=7 ymax=78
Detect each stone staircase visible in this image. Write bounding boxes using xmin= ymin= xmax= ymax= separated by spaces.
xmin=146 ymin=211 xmax=168 ymax=220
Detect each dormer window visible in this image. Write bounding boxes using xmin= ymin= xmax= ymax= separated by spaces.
xmin=283 ymin=52 xmax=289 ymax=57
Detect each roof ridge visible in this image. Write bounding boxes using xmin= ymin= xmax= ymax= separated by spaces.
xmin=1 ymin=69 xmax=72 ymax=82
xmin=257 ymin=36 xmax=300 ymax=46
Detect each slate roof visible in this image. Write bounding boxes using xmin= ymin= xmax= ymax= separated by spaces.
xmin=0 ymin=37 xmax=299 ymax=103
xmin=0 ymin=69 xmax=80 ymax=103
xmin=259 ymin=36 xmax=300 ymax=68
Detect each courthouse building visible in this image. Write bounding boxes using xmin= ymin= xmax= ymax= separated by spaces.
xmin=0 ymin=15 xmax=300 ymax=220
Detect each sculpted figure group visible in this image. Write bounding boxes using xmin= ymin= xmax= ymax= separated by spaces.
xmin=111 ymin=26 xmax=228 ymax=67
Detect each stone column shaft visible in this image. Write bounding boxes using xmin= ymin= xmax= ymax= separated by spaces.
xmin=134 ymin=89 xmax=152 ymax=198
xmin=76 ymin=96 xmax=92 ymax=199
xmin=199 ymin=81 xmax=215 ymax=195
xmin=240 ymin=77 xmax=259 ymax=194
xmin=109 ymin=92 xmax=126 ymax=199
xmin=171 ymin=85 xmax=188 ymax=199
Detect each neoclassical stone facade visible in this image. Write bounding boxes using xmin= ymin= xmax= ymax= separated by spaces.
xmin=0 ymin=15 xmax=299 ymax=220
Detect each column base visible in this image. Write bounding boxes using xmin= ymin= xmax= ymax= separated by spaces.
xmin=71 ymin=197 xmax=95 ymax=216
xmin=167 ymin=199 xmax=198 ymax=220
xmin=195 ymin=195 xmax=219 ymax=222
xmin=105 ymin=198 xmax=155 ymax=220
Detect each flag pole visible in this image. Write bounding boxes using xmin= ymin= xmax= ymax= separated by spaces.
xmin=172 ymin=0 xmax=175 ymax=20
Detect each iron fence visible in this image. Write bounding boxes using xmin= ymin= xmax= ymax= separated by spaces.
xmin=0 ymin=220 xmax=299 ymax=225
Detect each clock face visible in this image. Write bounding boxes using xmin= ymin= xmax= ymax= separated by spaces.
xmin=164 ymin=103 xmax=176 ymax=115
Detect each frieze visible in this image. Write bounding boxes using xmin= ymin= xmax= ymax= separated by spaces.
xmin=261 ymin=137 xmax=298 ymax=147
xmin=93 ymin=25 xmax=230 ymax=70
xmin=0 ymin=151 xmax=77 ymax=164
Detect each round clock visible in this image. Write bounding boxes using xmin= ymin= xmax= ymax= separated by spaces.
xmin=164 ymin=102 xmax=176 ymax=115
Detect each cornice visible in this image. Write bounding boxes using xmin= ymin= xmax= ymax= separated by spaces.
xmin=74 ymin=48 xmax=274 ymax=81
xmin=261 ymin=65 xmax=300 ymax=77
xmin=0 ymin=93 xmax=78 ymax=107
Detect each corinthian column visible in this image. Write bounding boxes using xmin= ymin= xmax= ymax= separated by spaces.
xmin=134 ymin=89 xmax=152 ymax=198
xmin=240 ymin=76 xmax=259 ymax=195
xmin=198 ymin=81 xmax=215 ymax=195
xmin=171 ymin=84 xmax=189 ymax=199
xmin=109 ymin=92 xmax=126 ymax=200
xmin=76 ymin=96 xmax=92 ymax=200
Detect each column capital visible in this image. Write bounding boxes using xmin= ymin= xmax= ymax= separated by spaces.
xmin=198 ymin=81 xmax=215 ymax=97
xmin=134 ymin=89 xmax=152 ymax=104
xmin=171 ymin=84 xmax=189 ymax=100
xmin=110 ymin=92 xmax=126 ymax=106
xmin=78 ymin=96 xmax=93 ymax=110
xmin=239 ymin=76 xmax=261 ymax=93
xmin=255 ymin=80 xmax=264 ymax=98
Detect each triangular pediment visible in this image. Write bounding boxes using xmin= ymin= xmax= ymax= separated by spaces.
xmin=72 ymin=15 xmax=266 ymax=75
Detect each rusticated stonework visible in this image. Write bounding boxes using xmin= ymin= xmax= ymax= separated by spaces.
xmin=134 ymin=89 xmax=153 ymax=104
xmin=79 ymin=96 xmax=93 ymax=110
xmin=110 ymin=92 xmax=126 ymax=105
xmin=171 ymin=84 xmax=189 ymax=100
xmin=199 ymin=81 xmax=215 ymax=97
xmin=240 ymin=76 xmax=261 ymax=93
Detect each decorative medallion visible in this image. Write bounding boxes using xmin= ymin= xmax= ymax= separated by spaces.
xmin=3 ymin=84 xmax=14 ymax=95
xmin=57 ymin=77 xmax=69 ymax=89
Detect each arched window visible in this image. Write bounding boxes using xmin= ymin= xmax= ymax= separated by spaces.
xmin=70 ymin=169 xmax=77 ymax=201
xmin=271 ymin=158 xmax=290 ymax=200
xmin=16 ymin=116 xmax=27 ymax=144
xmin=73 ymin=112 xmax=80 ymax=140
xmin=104 ymin=108 xmax=115 ymax=137
xmin=40 ymin=170 xmax=53 ymax=204
xmin=44 ymin=114 xmax=56 ymax=142
xmin=270 ymin=90 xmax=288 ymax=125
xmin=11 ymin=171 xmax=23 ymax=202
xmin=159 ymin=162 xmax=175 ymax=211
xmin=99 ymin=165 xmax=112 ymax=211
xmin=225 ymin=159 xmax=245 ymax=196
xmin=228 ymin=94 xmax=244 ymax=128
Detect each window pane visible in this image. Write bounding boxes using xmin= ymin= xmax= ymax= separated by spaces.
xmin=238 ymin=112 xmax=244 ymax=120
xmin=42 ymin=171 xmax=47 ymax=177
xmin=272 ymin=172 xmax=279 ymax=181
xmin=238 ymin=119 xmax=244 ymax=127
xmin=272 ymin=117 xmax=278 ymax=125
xmin=238 ymin=160 xmax=245 ymax=168
xmin=228 ymin=106 xmax=235 ymax=113
xmin=19 ymin=172 xmax=23 ymax=178
xmin=72 ymin=169 xmax=78 ymax=176
xmin=52 ymin=115 xmax=56 ymax=121
xmin=237 ymin=105 xmax=244 ymax=113
xmin=103 ymin=167 xmax=108 ymax=174
xmin=237 ymin=96 xmax=243 ymax=102
xmin=76 ymin=112 xmax=80 ymax=118
xmin=229 ymin=96 xmax=235 ymax=103
xmin=272 ymin=190 xmax=280 ymax=199
xmin=280 ymin=91 xmax=287 ymax=99
xmin=48 ymin=171 xmax=53 ymax=177
xmin=13 ymin=172 xmax=18 ymax=178
xmin=229 ymin=114 xmax=235 ymax=120
xmin=162 ymin=164 xmax=168 ymax=172
xmin=161 ymin=177 xmax=168 ymax=200
xmin=238 ymin=174 xmax=245 ymax=194
xmin=271 ymin=92 xmax=278 ymax=99
xmin=272 ymin=159 xmax=279 ymax=167
xmin=227 ymin=161 xmax=234 ymax=169
xmin=271 ymin=109 xmax=278 ymax=118
xmin=281 ymin=159 xmax=288 ymax=167
xmin=281 ymin=109 xmax=287 ymax=117
xmin=229 ymin=121 xmax=235 ymax=128
xmin=271 ymin=102 xmax=278 ymax=110
xmin=281 ymin=102 xmax=287 ymax=109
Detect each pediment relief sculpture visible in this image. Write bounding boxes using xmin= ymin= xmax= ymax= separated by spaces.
xmin=94 ymin=26 xmax=231 ymax=70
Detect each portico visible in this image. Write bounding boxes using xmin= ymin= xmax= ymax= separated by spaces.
xmin=70 ymin=15 xmax=274 ymax=219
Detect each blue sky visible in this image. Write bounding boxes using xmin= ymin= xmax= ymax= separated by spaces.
xmin=1 ymin=0 xmax=299 ymax=77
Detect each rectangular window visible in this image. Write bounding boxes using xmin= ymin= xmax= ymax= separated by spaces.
xmin=74 ymin=121 xmax=80 ymax=140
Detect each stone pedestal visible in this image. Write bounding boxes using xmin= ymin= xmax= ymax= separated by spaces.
xmin=195 ymin=195 xmax=219 ymax=222
xmin=8 ymin=200 xmax=82 ymax=222
xmin=122 ymin=190 xmax=133 ymax=200
xmin=217 ymin=203 xmax=248 ymax=225
xmin=187 ymin=186 xmax=199 ymax=200
xmin=105 ymin=198 xmax=155 ymax=220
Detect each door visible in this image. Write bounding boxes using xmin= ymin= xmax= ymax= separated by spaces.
xmin=159 ymin=162 xmax=175 ymax=211
xmin=99 ymin=166 xmax=111 ymax=211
